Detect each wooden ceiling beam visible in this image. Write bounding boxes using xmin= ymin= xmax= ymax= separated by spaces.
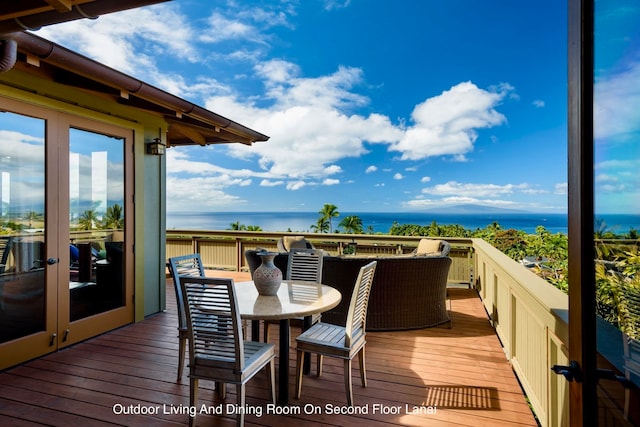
xmin=45 ymin=0 xmax=75 ymax=13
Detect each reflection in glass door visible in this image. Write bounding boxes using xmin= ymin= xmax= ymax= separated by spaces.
xmin=0 ymin=112 xmax=47 ymax=344
xmin=593 ymin=0 xmax=640 ymax=423
xmin=68 ymin=129 xmax=125 ymax=322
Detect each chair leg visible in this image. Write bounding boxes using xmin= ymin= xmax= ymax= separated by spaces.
xmin=216 ymin=382 xmax=226 ymax=399
xmin=344 ymin=359 xmax=353 ymax=406
xmin=268 ymin=359 xmax=276 ymax=404
xmin=358 ymin=347 xmax=367 ymax=387
xmin=625 ymin=388 xmax=630 ymax=420
xmin=295 ymin=349 xmax=304 ymax=399
xmin=177 ymin=336 xmax=186 ymax=381
xmin=189 ymin=377 xmax=198 ymax=427
xmin=236 ymin=384 xmax=245 ymax=427
xmin=263 ymin=321 xmax=270 ymax=343
xmin=317 ymin=354 xmax=323 ymax=377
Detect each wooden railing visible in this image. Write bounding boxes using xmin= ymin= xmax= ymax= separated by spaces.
xmin=166 ymin=230 xmax=474 ymax=285
xmin=472 ymin=238 xmax=570 ymax=427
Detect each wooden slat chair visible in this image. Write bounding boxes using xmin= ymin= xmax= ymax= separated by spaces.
xmin=181 ymin=277 xmax=275 ymax=427
xmin=618 ymin=278 xmax=640 ymax=420
xmin=167 ymin=254 xmax=206 ymax=381
xmin=294 ymin=260 xmax=377 ymax=406
xmin=263 ymin=248 xmax=324 ymax=342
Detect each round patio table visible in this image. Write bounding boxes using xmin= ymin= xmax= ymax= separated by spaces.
xmin=234 ymin=280 xmax=342 ymax=405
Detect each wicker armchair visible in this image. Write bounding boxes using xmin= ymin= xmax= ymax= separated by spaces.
xmin=321 ymin=256 xmax=452 ymax=330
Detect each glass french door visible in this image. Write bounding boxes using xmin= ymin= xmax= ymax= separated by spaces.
xmin=592 ymin=0 xmax=640 ymax=424
xmin=0 ymin=99 xmax=133 ymax=370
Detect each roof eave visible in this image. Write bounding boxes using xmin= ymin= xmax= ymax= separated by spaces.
xmin=10 ymin=31 xmax=269 ymax=146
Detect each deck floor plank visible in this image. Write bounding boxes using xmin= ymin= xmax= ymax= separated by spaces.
xmin=0 ymin=272 xmax=537 ymax=426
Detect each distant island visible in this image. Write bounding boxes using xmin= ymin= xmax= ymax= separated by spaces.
xmin=421 ymin=204 xmax=533 ymax=215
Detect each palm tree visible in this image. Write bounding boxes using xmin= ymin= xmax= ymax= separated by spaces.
xmin=228 ymin=221 xmax=245 ymax=231
xmin=339 ymin=215 xmax=363 ymax=234
xmin=318 ymin=203 xmax=339 ymax=233
xmin=311 ymin=217 xmax=330 ymax=233
xmin=78 ymin=209 xmax=99 ymax=230
xmin=26 ymin=211 xmax=42 ymax=229
xmin=104 ymin=204 xmax=123 ymax=229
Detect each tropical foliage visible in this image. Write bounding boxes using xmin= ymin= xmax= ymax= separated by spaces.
xmin=73 ymin=204 xmax=125 ymax=231
xmin=228 ymin=221 xmax=262 ymax=231
xmin=338 ymin=215 xmax=363 ymax=234
xmin=317 ymin=204 xmax=339 ymax=233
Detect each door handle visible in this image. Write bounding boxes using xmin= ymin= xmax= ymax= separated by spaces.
xmin=551 ymin=361 xmax=583 ymax=382
xmin=46 ymin=257 xmax=59 ymax=265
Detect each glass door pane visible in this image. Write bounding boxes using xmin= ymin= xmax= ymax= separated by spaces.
xmin=0 ymin=111 xmax=46 ymax=343
xmin=594 ymin=0 xmax=640 ymax=423
xmin=69 ymin=128 xmax=125 ymax=321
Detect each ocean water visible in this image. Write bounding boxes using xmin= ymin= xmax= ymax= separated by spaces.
xmin=166 ymin=211 xmax=640 ymax=235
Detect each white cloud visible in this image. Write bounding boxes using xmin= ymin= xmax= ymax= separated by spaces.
xmin=201 ymin=12 xmax=261 ymax=44
xmin=287 ymin=180 xmax=307 ymax=190
xmin=166 ymin=175 xmax=248 ymax=211
xmin=323 ymin=0 xmax=352 ymax=11
xmin=420 ymin=176 xmax=431 ymax=183
xmin=595 ymin=60 xmax=640 ymax=141
xmin=323 ymin=178 xmax=340 ymax=185
xmin=393 ymin=173 xmax=404 ymax=180
xmin=533 ymin=100 xmax=545 ymax=108
xmin=365 ymin=165 xmax=377 ymax=173
xmin=554 ymin=182 xmax=568 ymax=195
xmin=388 ymin=81 xmax=511 ymax=161
xmin=260 ymin=179 xmax=284 ymax=187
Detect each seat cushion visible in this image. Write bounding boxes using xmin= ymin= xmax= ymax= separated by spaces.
xmin=416 ymin=239 xmax=442 ymax=255
xmin=283 ymin=236 xmax=310 ymax=251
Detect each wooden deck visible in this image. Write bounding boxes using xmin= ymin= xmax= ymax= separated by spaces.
xmin=0 ymin=270 xmax=538 ymax=426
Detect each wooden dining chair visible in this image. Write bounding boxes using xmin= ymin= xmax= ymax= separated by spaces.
xmin=263 ymin=248 xmax=324 ymax=342
xmin=167 ymin=254 xmax=206 ymax=381
xmin=294 ymin=260 xmax=377 ymax=406
xmin=181 ymin=276 xmax=275 ymax=427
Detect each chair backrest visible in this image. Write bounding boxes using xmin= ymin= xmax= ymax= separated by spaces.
xmin=167 ymin=254 xmax=206 ymax=329
xmin=180 ymin=277 xmax=244 ymax=370
xmin=287 ymin=248 xmax=324 ymax=282
xmin=618 ymin=279 xmax=640 ymax=375
xmin=344 ymin=261 xmax=377 ymax=347
xmin=619 ymin=280 xmax=640 ymax=341
xmin=0 ymin=236 xmax=13 ymax=274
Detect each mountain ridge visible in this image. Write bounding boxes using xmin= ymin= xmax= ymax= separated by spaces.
xmin=420 ymin=204 xmax=526 ymax=214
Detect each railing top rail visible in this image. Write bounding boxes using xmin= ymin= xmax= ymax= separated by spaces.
xmin=166 ymin=229 xmax=474 ymax=246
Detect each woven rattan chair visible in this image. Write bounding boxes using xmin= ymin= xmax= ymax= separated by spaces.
xmin=167 ymin=254 xmax=206 ymax=381
xmin=618 ymin=279 xmax=640 ymax=420
xmin=295 ymin=261 xmax=377 ymax=406
xmin=264 ymin=248 xmax=324 ymax=342
xmin=181 ymin=277 xmax=275 ymax=427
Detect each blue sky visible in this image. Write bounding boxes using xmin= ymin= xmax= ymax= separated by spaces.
xmin=36 ymin=0 xmax=639 ymax=214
